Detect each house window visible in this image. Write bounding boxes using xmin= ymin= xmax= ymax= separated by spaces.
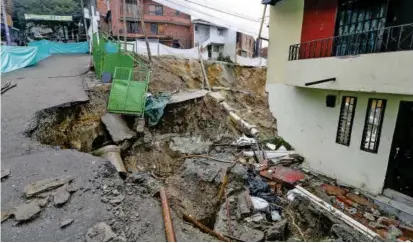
xmin=361 ymin=98 xmax=387 ymax=153
xmin=213 ymin=45 xmax=220 ymax=52
xmin=176 ymin=10 xmax=180 ymax=16
xmin=195 ymin=25 xmax=198 ymax=33
xmin=126 ymin=21 xmax=139 ymax=33
xmin=336 ymin=96 xmax=357 ymax=146
xmin=150 ymin=23 xmax=158 ymax=34
xmin=217 ymin=28 xmax=224 ymax=36
xmin=149 ymin=5 xmax=163 ymax=16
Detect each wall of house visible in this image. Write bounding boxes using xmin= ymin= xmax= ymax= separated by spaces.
xmin=266 ymin=0 xmax=304 ymax=85
xmin=194 ymin=24 xmax=210 ymax=45
xmin=286 ymin=51 xmax=413 ymax=95
xmin=222 ymin=29 xmax=237 ymax=59
xmin=267 ymin=83 xmax=413 ymax=194
xmin=238 ymin=33 xmax=255 ymax=58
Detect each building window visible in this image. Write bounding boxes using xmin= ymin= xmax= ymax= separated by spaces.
xmin=149 ymin=5 xmax=163 ymax=16
xmin=213 ymin=45 xmax=220 ymax=52
xmin=176 ymin=10 xmax=180 ymax=16
xmin=336 ymin=96 xmax=357 ymax=146
xmin=126 ymin=21 xmax=139 ymax=33
xmin=195 ymin=25 xmax=198 ymax=33
xmin=150 ymin=23 xmax=158 ymax=34
xmin=361 ymin=98 xmax=387 ymax=153
xmin=217 ymin=28 xmax=224 ymax=36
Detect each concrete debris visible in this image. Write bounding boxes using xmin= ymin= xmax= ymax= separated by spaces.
xmin=92 ymin=145 xmax=127 ymax=179
xmin=265 ymin=219 xmax=288 ymax=241
xmin=1 ymin=169 xmax=11 ymax=180
xmin=34 ymin=197 xmax=49 ymax=207
xmin=239 ymin=228 xmax=265 ymax=242
xmin=60 ymin=218 xmax=74 ymax=228
xmin=251 ymin=197 xmax=269 ymax=212
xmin=244 ymin=213 xmax=266 ymax=224
xmin=23 ymin=175 xmax=74 ymax=197
xmin=1 ymin=211 xmax=12 ymax=223
xmin=109 ymin=195 xmax=125 ymax=205
xmin=364 ymin=212 xmax=376 ymax=221
xmin=236 ymin=191 xmax=253 ymax=219
xmin=207 ymin=91 xmax=225 ymax=103
xmin=85 ymin=222 xmax=117 ymax=242
xmin=53 ymin=184 xmax=71 ymax=207
xmin=169 ymin=136 xmax=211 ymax=155
xmin=66 ymin=183 xmax=79 ymax=193
xmin=387 ymin=225 xmax=403 ymax=241
xmin=13 ymin=202 xmax=42 ymax=222
xmin=168 ymin=90 xmax=208 ymax=104
xmin=101 ymin=113 xmax=135 ymax=143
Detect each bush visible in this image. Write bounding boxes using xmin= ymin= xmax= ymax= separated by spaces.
xmin=217 ymin=52 xmax=233 ymax=63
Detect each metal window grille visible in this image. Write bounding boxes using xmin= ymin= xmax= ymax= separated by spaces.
xmin=361 ymin=98 xmax=387 ymax=153
xmin=336 ymin=96 xmax=357 ymax=146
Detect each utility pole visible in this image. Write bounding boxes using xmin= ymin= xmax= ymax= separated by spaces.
xmin=257 ymin=4 xmax=267 ymax=59
xmin=137 ymin=0 xmax=152 ymax=66
xmin=1 ymin=0 xmax=11 ymax=45
xmin=80 ymin=0 xmax=88 ymax=40
xmin=123 ymin=0 xmax=127 ymax=50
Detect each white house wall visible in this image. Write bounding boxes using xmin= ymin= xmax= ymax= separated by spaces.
xmin=194 ymin=24 xmax=210 ymax=45
xmin=267 ymin=83 xmax=413 ymax=194
xmin=286 ymin=51 xmax=413 ymax=95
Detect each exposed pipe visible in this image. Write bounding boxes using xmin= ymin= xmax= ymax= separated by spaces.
xmin=160 ymin=188 xmax=176 ymax=242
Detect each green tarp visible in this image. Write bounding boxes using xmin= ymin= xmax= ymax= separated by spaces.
xmin=0 ymin=46 xmax=44 ymax=73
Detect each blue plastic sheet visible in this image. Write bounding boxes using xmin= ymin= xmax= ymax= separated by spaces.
xmin=29 ymin=40 xmax=89 ymax=54
xmin=145 ymin=93 xmax=171 ymax=126
xmin=105 ymin=41 xmax=119 ymax=54
xmin=1 ymin=46 xmax=41 ymax=73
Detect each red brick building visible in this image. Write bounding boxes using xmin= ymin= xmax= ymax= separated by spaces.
xmin=97 ymin=0 xmax=193 ymax=48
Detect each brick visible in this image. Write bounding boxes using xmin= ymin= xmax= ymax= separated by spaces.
xmin=322 ymin=184 xmax=346 ymax=196
xmin=346 ymin=193 xmax=375 ymax=207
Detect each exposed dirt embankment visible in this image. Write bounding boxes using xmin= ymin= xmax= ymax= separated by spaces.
xmin=148 ymin=57 xmax=276 ymax=138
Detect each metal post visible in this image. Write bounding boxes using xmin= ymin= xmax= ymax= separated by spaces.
xmin=1 ymin=0 xmax=11 ymax=45
xmin=138 ymin=0 xmax=152 ymax=66
xmin=80 ymin=0 xmax=88 ymax=40
xmin=123 ymin=0 xmax=127 ymax=50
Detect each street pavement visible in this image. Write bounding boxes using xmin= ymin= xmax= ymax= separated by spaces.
xmin=1 ymin=55 xmax=113 ymax=241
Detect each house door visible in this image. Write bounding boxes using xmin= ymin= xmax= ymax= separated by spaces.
xmin=385 ymin=101 xmax=413 ymax=197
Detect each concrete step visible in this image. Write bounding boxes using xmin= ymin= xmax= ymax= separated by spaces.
xmin=383 ymin=188 xmax=413 ymax=207
xmin=374 ymin=193 xmax=413 ymax=224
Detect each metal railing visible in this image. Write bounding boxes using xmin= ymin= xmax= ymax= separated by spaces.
xmin=289 ymin=23 xmax=413 ymax=61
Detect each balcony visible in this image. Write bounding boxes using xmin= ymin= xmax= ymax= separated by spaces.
xmin=119 ymin=8 xmax=191 ymax=26
xmin=284 ymin=23 xmax=413 ymax=95
xmin=289 ymin=23 xmax=413 ymax=61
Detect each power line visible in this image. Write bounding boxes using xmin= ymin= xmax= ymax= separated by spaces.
xmin=163 ymin=0 xmax=261 ymax=23
xmin=183 ymin=0 xmax=260 ymax=22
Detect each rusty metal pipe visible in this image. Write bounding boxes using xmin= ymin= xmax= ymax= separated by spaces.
xmin=160 ymin=187 xmax=176 ymax=242
xmin=183 ymin=214 xmax=230 ymax=242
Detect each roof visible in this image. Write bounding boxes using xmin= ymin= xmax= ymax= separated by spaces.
xmin=192 ymin=19 xmax=225 ymax=28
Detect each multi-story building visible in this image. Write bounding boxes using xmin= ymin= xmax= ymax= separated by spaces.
xmin=263 ymin=0 xmax=413 ymax=217
xmin=193 ymin=19 xmax=256 ymax=60
xmin=236 ymin=32 xmax=255 ymax=58
xmin=97 ymin=0 xmax=193 ymax=48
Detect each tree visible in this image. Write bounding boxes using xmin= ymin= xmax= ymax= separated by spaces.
xmin=13 ymin=0 xmax=82 ymax=29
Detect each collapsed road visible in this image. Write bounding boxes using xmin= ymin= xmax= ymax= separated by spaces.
xmin=1 ymin=54 xmax=412 ymax=242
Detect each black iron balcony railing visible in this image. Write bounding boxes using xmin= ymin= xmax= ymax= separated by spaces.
xmin=289 ymin=23 xmax=413 ymax=61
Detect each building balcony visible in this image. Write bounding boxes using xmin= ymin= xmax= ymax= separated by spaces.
xmin=119 ymin=10 xmax=191 ymax=26
xmin=284 ymin=23 xmax=413 ymax=95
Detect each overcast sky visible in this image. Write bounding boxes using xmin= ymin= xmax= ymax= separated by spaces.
xmin=152 ymin=0 xmax=270 ymax=40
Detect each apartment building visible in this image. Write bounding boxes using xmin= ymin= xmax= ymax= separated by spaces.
xmin=263 ymin=0 xmax=413 ymax=212
xmin=236 ymin=32 xmax=255 ymax=58
xmin=97 ymin=0 xmax=193 ymax=48
xmin=193 ymin=19 xmax=256 ymax=60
